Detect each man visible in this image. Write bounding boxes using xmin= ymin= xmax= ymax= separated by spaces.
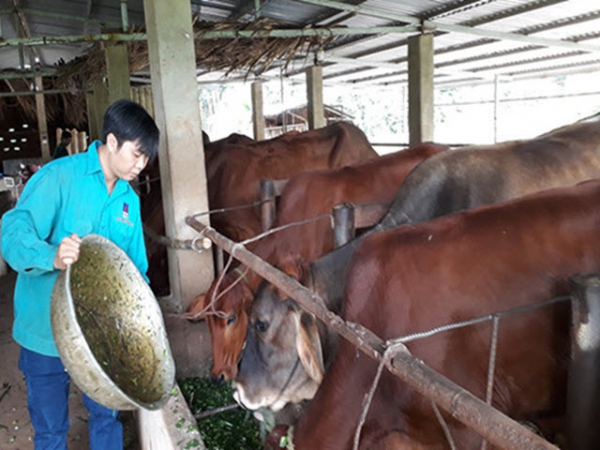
xmin=1 ymin=99 xmax=159 ymax=450
xmin=53 ymin=130 xmax=72 ymax=160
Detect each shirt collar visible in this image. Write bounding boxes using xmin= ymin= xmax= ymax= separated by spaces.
xmin=85 ymin=140 xmax=103 ymax=175
xmin=85 ymin=139 xmax=130 ymax=196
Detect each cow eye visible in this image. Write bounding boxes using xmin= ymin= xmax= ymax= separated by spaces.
xmin=226 ymin=315 xmax=236 ymax=326
xmin=255 ymin=320 xmax=268 ymax=332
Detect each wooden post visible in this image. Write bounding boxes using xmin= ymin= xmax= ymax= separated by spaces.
xmin=34 ymin=77 xmax=50 ymax=160
xmin=408 ymin=33 xmax=434 ymax=147
xmin=106 ymin=44 xmax=131 ymax=103
xmin=306 ymin=65 xmax=325 ymax=130
xmin=251 ymin=81 xmax=265 ymax=140
xmin=260 ymin=179 xmax=276 ymax=231
xmin=144 ymin=0 xmax=213 ymax=312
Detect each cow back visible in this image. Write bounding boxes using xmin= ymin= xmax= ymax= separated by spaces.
xmin=206 ymin=122 xmax=378 ymax=245
xmin=311 ymin=118 xmax=600 ymax=313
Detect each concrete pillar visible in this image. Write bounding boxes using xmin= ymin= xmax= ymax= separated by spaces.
xmin=408 ymin=33 xmax=434 ymax=147
xmin=106 ymin=44 xmax=131 ymax=103
xmin=251 ymin=81 xmax=265 ymax=140
xmin=144 ymin=0 xmax=213 ymax=313
xmin=306 ymin=65 xmax=325 ymax=130
xmin=34 ymin=77 xmax=50 ymax=161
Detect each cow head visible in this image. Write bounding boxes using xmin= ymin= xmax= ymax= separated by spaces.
xmin=233 ymin=280 xmax=326 ymax=412
xmin=185 ymin=269 xmax=254 ymax=382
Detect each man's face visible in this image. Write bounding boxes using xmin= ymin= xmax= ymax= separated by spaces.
xmin=108 ymin=136 xmax=149 ymax=182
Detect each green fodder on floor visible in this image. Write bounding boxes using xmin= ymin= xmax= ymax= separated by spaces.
xmin=179 ymin=377 xmax=262 ymax=450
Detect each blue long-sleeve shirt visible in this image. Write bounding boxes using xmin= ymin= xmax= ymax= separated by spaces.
xmin=1 ymin=141 xmax=149 ymax=356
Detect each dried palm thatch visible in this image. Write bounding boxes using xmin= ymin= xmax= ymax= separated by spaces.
xmin=54 ymin=18 xmax=337 ymax=89
xmin=192 ymin=18 xmax=334 ymax=76
xmin=0 ymin=78 xmax=88 ymax=128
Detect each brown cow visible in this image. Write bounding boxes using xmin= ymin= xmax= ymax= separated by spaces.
xmin=233 ymin=116 xmax=600 ymax=412
xmin=186 ymin=143 xmax=447 ymax=381
xmin=205 ymin=121 xmax=378 ymax=245
xmin=144 ymin=123 xmax=377 ymax=295
xmin=259 ymin=179 xmax=600 ymax=449
xmin=141 ymin=132 xmax=254 ymax=295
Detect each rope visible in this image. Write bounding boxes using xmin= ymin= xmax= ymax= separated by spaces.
xmin=353 ymin=353 xmax=388 ymax=450
xmin=432 ymin=400 xmax=457 ymax=450
xmin=386 ymin=295 xmax=569 ymax=350
xmin=272 ymin=357 xmax=301 ymax=410
xmin=146 ymin=207 xmax=332 ymax=250
xmin=481 ymin=315 xmax=500 ymax=450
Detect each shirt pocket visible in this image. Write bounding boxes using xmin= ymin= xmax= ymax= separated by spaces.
xmin=108 ymin=214 xmax=136 ymax=252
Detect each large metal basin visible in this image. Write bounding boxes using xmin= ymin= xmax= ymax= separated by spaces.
xmin=51 ymin=234 xmax=175 ymax=411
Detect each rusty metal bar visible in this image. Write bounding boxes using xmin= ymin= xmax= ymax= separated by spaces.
xmin=260 ymin=179 xmax=276 ymax=232
xmin=214 ymin=246 xmax=224 ymax=276
xmin=185 ymin=216 xmax=558 ymax=450
xmin=333 ymin=202 xmax=355 ymax=248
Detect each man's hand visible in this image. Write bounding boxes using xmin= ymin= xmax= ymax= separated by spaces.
xmin=54 ymin=234 xmax=82 ymax=270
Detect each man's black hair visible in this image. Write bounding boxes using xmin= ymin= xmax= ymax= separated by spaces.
xmin=101 ymin=99 xmax=160 ymax=161
xmin=61 ymin=130 xmax=72 ymax=140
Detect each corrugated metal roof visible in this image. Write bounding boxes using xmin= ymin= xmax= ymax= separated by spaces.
xmin=0 ymin=0 xmax=599 ymax=88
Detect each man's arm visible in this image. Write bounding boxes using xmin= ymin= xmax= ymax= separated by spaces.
xmin=1 ymin=169 xmax=61 ymax=275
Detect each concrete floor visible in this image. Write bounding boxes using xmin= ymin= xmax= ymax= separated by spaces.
xmin=0 ymin=270 xmax=138 ymax=450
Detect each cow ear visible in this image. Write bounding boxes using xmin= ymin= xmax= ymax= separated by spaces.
xmin=295 ymin=311 xmax=325 ymax=384
xmin=182 ymin=293 xmax=209 ymax=321
xmin=275 ymin=255 xmax=305 ymax=301
xmin=278 ymin=254 xmax=305 ymax=281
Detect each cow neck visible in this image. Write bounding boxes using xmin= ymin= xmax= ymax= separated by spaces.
xmin=310 ymin=236 xmax=366 ymax=312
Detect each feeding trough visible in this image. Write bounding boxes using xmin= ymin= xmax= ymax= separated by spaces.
xmin=51 ymin=234 xmax=175 ymax=411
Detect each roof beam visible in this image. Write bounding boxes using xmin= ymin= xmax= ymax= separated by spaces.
xmin=324 ymin=55 xmax=492 ymax=80
xmin=0 ymin=25 xmax=419 ymax=47
xmin=120 ymin=0 xmax=128 ymax=31
xmin=228 ymin=0 xmax=269 ymax=20
xmin=0 ymin=8 xmax=122 ymax=29
xmin=11 ymin=1 xmax=44 ymax=66
xmin=294 ymin=0 xmax=600 ymax=53
xmin=83 ymin=0 xmax=94 ymax=34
